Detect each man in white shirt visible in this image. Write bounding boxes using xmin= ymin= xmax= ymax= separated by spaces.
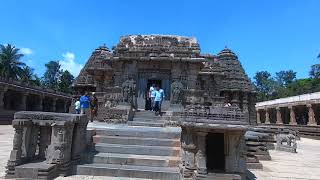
xmin=74 ymin=97 xmax=80 ymax=114
xmin=149 ymin=84 xmax=156 ymax=111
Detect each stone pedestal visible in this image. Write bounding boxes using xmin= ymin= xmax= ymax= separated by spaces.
xmin=276 ymin=107 xmax=283 ymax=124
xmin=289 ymin=106 xmax=297 ymax=125
xmin=307 ymin=104 xmax=316 ymax=126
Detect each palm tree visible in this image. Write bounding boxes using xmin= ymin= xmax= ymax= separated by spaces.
xmin=20 ymin=66 xmax=35 ymax=82
xmin=0 ymin=44 xmax=25 ymax=79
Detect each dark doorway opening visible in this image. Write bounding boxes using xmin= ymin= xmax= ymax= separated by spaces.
xmin=206 ymin=133 xmax=225 ymax=172
xmin=147 ymin=79 xmax=162 ymax=90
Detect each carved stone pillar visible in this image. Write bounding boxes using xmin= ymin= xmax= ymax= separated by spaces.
xmin=26 ymin=124 xmax=39 ymax=160
xmin=307 ymin=104 xmax=316 ymax=126
xmin=46 ymin=124 xmax=74 ymax=165
xmin=51 ymin=98 xmax=57 ymax=112
xmin=20 ymin=92 xmax=28 ymax=110
xmin=196 ymin=132 xmax=207 ymax=174
xmin=289 ymin=106 xmax=297 ymax=125
xmin=63 ymin=101 xmax=68 ymax=113
xmin=8 ymin=124 xmax=24 ymax=166
xmin=39 ymin=126 xmax=49 ymax=159
xmin=182 ymin=129 xmax=196 ymax=167
xmin=265 ymin=108 xmax=270 ymax=124
xmin=256 ymin=110 xmax=261 ymax=124
xmin=37 ymin=95 xmax=43 ymax=111
xmin=276 ymin=107 xmax=283 ymax=124
xmin=0 ymin=87 xmax=7 ymax=109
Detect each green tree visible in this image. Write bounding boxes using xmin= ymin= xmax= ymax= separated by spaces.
xmin=254 ymin=71 xmax=278 ymax=101
xmin=20 ymin=66 xmax=42 ymax=86
xmin=309 ymin=64 xmax=320 ymax=78
xmin=275 ymin=70 xmax=296 ymax=86
xmin=58 ymin=70 xmax=74 ymax=93
xmin=20 ymin=66 xmax=34 ymax=82
xmin=42 ymin=61 xmax=62 ymax=89
xmin=0 ymin=44 xmax=25 ymax=79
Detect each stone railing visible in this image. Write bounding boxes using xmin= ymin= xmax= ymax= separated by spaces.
xmin=6 ymin=111 xmax=88 ymax=179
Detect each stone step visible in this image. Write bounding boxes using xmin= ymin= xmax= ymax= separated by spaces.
xmin=133 ymin=117 xmax=167 ymax=122
xmin=94 ymin=143 xmax=180 ymax=156
xmin=92 ymin=153 xmax=180 ymax=167
xmin=94 ymin=124 xmax=181 ymax=139
xmin=93 ymin=135 xmax=180 ymax=147
xmin=77 ymin=163 xmax=181 ymax=180
xmin=128 ymin=121 xmax=165 ymax=127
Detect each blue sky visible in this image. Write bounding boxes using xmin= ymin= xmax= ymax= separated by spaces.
xmin=1 ymin=0 xmax=319 ymax=79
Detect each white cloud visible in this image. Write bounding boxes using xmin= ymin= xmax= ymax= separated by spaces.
xmin=60 ymin=52 xmax=83 ymax=76
xmin=20 ymin=47 xmax=33 ymax=55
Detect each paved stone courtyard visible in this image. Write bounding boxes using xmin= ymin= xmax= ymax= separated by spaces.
xmin=0 ymin=125 xmax=320 ymax=180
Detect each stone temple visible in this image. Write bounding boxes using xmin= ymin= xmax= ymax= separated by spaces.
xmin=5 ymin=35 xmax=257 ymax=179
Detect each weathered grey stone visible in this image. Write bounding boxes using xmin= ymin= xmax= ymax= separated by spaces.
xmin=6 ymin=111 xmax=88 ymax=179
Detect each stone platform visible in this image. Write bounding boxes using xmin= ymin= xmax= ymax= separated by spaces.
xmin=1 ymin=124 xmax=320 ymax=179
xmin=248 ymin=138 xmax=320 ymax=180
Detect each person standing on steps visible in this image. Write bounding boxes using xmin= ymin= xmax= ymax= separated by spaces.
xmin=154 ymin=85 xmax=163 ymax=116
xmin=90 ymin=92 xmax=98 ymax=122
xmin=74 ymin=97 xmax=81 ymax=114
xmin=80 ymin=92 xmax=91 ymax=115
xmin=159 ymin=87 xmax=165 ymax=112
xmin=149 ymin=83 xmax=156 ymax=111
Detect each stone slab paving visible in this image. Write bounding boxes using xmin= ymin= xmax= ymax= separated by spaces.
xmin=1 ymin=124 xmax=320 ymax=180
xmin=249 ymin=137 xmax=320 ymax=180
xmin=0 ymin=125 xmax=13 ymax=179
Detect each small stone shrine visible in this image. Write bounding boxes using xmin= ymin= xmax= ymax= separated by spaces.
xmin=6 ymin=35 xmax=257 ymax=180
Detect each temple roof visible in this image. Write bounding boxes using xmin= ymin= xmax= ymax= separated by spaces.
xmin=217 ymin=47 xmax=256 ymax=92
xmin=113 ymin=34 xmax=201 ymax=58
xmin=73 ymin=45 xmax=113 ymax=87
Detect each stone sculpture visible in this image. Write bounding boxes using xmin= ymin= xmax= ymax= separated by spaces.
xmin=121 ymin=78 xmax=136 ymax=106
xmin=171 ymin=81 xmax=184 ymax=104
xmin=276 ymin=133 xmax=297 ymax=153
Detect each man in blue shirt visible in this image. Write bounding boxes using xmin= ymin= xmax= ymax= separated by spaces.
xmin=80 ymin=92 xmax=91 ymax=115
xmin=154 ymin=86 xmax=164 ymax=116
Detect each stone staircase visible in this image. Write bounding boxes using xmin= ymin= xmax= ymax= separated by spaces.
xmin=128 ymin=111 xmax=169 ymax=127
xmin=77 ymin=111 xmax=182 ymax=179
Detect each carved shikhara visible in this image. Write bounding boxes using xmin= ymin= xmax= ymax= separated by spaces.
xmin=6 ymin=111 xmax=89 ymax=179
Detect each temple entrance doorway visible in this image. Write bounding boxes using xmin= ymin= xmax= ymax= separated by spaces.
xmin=206 ymin=133 xmax=225 ymax=172
xmin=137 ymin=71 xmax=171 ymax=111
xmin=145 ymin=79 xmax=162 ymax=110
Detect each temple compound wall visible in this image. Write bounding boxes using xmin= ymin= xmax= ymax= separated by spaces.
xmin=0 ymin=77 xmax=72 ymax=124
xmin=256 ymin=92 xmax=320 ymax=139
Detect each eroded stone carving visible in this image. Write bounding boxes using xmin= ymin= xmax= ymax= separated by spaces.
xmin=171 ymin=81 xmax=184 ymax=104
xmin=6 ymin=111 xmax=88 ymax=179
